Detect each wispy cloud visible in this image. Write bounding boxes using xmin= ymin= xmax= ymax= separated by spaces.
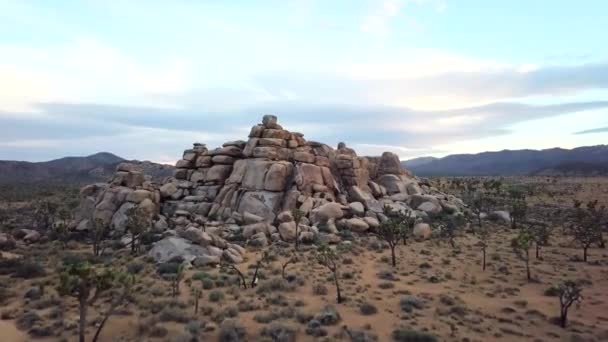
xmin=574 ymin=126 xmax=608 ymax=135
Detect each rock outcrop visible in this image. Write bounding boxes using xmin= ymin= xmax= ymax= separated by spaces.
xmin=73 ymin=115 xmax=465 ymax=263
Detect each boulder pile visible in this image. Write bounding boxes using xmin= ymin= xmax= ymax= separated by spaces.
xmin=73 ymin=115 xmax=465 ymax=263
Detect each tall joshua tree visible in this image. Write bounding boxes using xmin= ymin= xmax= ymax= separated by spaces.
xmin=512 ymin=229 xmax=533 ymax=281
xmin=291 ymin=208 xmax=305 ymax=250
xmin=58 ymin=262 xmax=133 ymax=342
xmin=378 ymin=205 xmax=404 ymax=267
xmin=316 ymin=244 xmax=343 ymax=304
xmin=556 ymin=280 xmax=583 ymax=328
xmin=570 ymin=200 xmax=604 ymax=262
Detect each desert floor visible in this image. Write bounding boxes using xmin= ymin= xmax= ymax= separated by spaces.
xmin=1 ymin=177 xmax=607 ymax=342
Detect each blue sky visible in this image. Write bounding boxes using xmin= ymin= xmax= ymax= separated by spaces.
xmin=1 ymin=0 xmax=607 ymax=163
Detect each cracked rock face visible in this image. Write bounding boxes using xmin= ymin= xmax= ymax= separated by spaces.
xmin=73 ymin=115 xmax=465 ymax=261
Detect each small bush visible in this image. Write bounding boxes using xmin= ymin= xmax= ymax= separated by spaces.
xmin=202 ymin=279 xmax=214 ymax=290
xmin=14 ymin=261 xmax=46 ymax=279
xmin=261 ymin=323 xmax=297 ymax=341
xmin=359 ymin=302 xmax=378 ymax=315
xmin=159 ymin=307 xmax=191 ymax=323
xmin=219 ymin=319 xmax=246 ymax=342
xmin=254 ymin=311 xmax=280 ymax=323
xmin=392 ymin=327 xmax=437 ymax=342
xmin=157 ymin=262 xmax=181 ymax=275
xmin=209 ymin=290 xmax=224 ymax=302
xmin=127 ymin=262 xmax=145 ymax=274
xmin=312 ymin=284 xmax=328 ymax=295
xmin=16 ymin=311 xmax=40 ymax=330
xmin=400 ymin=296 xmax=424 ymax=313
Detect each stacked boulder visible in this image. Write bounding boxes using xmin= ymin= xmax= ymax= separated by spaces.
xmin=74 ymin=162 xmax=161 ymax=232
xmin=73 ymin=115 xmax=466 ymax=263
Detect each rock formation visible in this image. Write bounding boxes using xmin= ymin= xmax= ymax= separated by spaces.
xmin=73 ymin=115 xmax=464 ymax=263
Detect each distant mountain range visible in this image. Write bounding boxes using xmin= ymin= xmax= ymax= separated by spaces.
xmin=402 ymin=145 xmax=608 ymax=176
xmin=0 ymin=152 xmax=174 ymax=185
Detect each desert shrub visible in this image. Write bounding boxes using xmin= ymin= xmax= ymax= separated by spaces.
xmin=192 ymin=271 xmax=215 ymax=281
xmin=359 ymin=302 xmax=378 ymax=315
xmin=157 ymin=262 xmax=181 ymax=275
xmin=14 ymin=260 xmax=46 ymax=279
xmin=256 ymin=277 xmax=296 ymax=294
xmin=296 ymin=310 xmax=314 ymax=324
xmin=219 ymin=319 xmax=246 ymax=342
xmin=201 ymin=278 xmax=214 ymax=290
xmin=30 ymin=296 xmax=61 ymax=310
xmin=379 ymin=282 xmax=395 ymax=289
xmin=400 ymin=296 xmax=424 ymax=313
xmin=254 ymin=311 xmax=280 ymax=323
xmin=314 ymin=305 xmax=341 ymax=326
xmin=544 ymin=286 xmax=560 ymax=297
xmin=16 ymin=310 xmax=41 ymax=330
xmin=377 ymin=270 xmax=397 ymax=281
xmin=159 ymin=307 xmax=191 ymax=323
xmin=392 ymin=327 xmax=437 ymax=342
xmin=127 ymin=262 xmax=145 ymax=274
xmin=260 ymin=323 xmax=297 ymax=342
xmin=237 ymin=300 xmax=259 ymax=312
xmin=313 ymin=284 xmax=328 ymax=295
xmin=223 ymin=306 xmax=240 ymax=318
xmin=61 ymin=253 xmax=96 ymax=266
xmin=0 ymin=258 xmax=21 ymax=275
xmin=266 ymin=293 xmax=289 ymax=306
xmin=185 ymin=320 xmax=203 ymax=336
xmin=208 ymin=290 xmax=224 ymax=302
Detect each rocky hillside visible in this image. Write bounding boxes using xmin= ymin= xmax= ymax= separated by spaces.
xmin=0 ymin=152 xmax=174 ymax=185
xmin=403 ymin=145 xmax=608 ymax=176
xmin=74 ymin=115 xmax=465 ymax=266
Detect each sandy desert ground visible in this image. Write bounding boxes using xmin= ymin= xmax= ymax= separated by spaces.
xmin=1 ymin=177 xmax=607 ymax=342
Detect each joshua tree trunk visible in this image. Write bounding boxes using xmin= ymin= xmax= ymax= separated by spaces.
xmin=583 ymin=246 xmax=588 ymax=262
xmin=295 ymin=224 xmax=299 ymax=250
xmin=535 ymin=244 xmax=540 ymax=259
xmin=525 ymin=251 xmax=531 ymax=281
xmin=560 ymin=306 xmax=568 ymax=328
xmin=390 ymin=245 xmax=396 ymax=267
xmin=78 ymin=297 xmax=87 ymax=342
xmin=92 ymin=307 xmax=113 ymax=342
xmin=333 ymin=271 xmax=342 ymax=304
xmin=482 ymin=247 xmax=486 ymax=271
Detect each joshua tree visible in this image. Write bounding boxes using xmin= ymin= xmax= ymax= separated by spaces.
xmin=463 ymin=190 xmax=490 ymax=232
xmin=58 ymin=262 xmax=129 ymax=342
xmin=53 ymin=209 xmax=72 ymax=249
xmin=476 ymin=224 xmax=491 ymax=271
xmin=92 ymin=272 xmax=135 ymax=342
xmin=91 ymin=219 xmax=108 ymax=257
xmin=316 ymin=244 xmax=343 ymax=304
xmin=221 ymin=262 xmax=247 ymax=289
xmin=556 ymin=280 xmax=583 ymax=328
xmin=438 ymin=213 xmax=466 ymax=249
xmin=281 ymin=252 xmax=300 ymax=280
xmin=570 ymin=200 xmax=604 ymax=262
xmin=504 ymin=186 xmax=528 ymax=229
xmin=399 ymin=210 xmax=416 ymax=245
xmin=126 ymin=206 xmax=151 ymax=255
xmin=33 ymin=199 xmax=59 ymax=230
xmin=378 ymin=205 xmax=404 ymax=267
xmin=250 ymin=250 xmax=271 ymax=288
xmin=192 ymin=286 xmax=202 ymax=315
xmin=292 ymin=208 xmax=305 ymax=250
xmin=169 ymin=263 xmax=186 ymax=297
xmin=512 ymin=229 xmax=533 ymax=281
xmin=528 ymin=220 xmax=551 ymax=260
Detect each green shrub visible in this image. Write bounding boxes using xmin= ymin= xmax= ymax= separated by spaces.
xmin=209 ymin=290 xmax=224 ymax=302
